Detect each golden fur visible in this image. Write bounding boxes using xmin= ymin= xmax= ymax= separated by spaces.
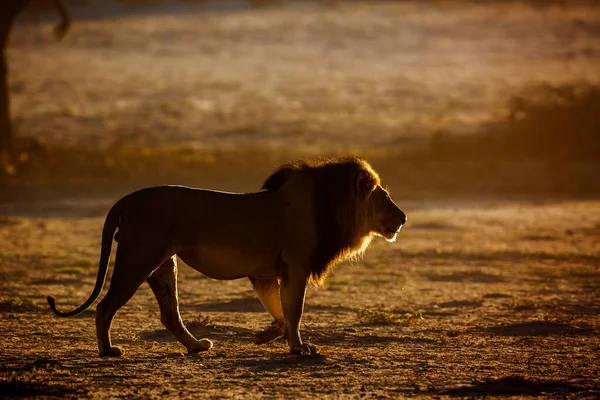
xmin=262 ymin=157 xmax=392 ymax=283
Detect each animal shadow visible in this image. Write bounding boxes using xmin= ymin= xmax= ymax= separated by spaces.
xmin=304 ymin=329 xmax=436 ymax=346
xmin=236 ymin=353 xmax=329 ymax=372
xmin=187 ymin=297 xmax=264 ymax=313
xmin=442 ymin=376 xmax=583 ymax=397
xmin=138 ymin=324 xmax=255 ymax=344
xmin=473 ymin=321 xmax=596 ymax=337
xmin=0 ymin=380 xmax=82 ymax=398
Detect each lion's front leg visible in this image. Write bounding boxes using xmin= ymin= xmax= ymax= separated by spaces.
xmin=250 ymin=278 xmax=285 ymax=344
xmin=280 ymin=269 xmax=318 ymax=355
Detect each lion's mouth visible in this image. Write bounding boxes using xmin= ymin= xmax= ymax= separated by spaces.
xmin=379 ymin=225 xmax=402 ymax=241
xmin=384 ymin=225 xmax=402 ymax=235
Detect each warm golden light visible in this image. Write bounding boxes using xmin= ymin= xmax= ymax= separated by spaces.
xmin=0 ymin=1 xmax=598 ymax=398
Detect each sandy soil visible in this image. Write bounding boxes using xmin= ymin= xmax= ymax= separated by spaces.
xmin=0 ymin=196 xmax=599 ymax=399
xmin=2 ymin=1 xmax=600 ymax=398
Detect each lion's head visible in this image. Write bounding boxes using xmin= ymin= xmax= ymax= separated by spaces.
xmin=362 ymin=180 xmax=407 ymax=243
xmin=263 ymin=157 xmax=406 ymax=283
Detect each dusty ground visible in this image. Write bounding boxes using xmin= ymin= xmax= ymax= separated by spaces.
xmin=0 ymin=197 xmax=599 ymax=398
xmin=2 ymin=0 xmax=600 ymax=399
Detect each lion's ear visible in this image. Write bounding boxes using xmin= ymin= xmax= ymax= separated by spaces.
xmin=356 ymin=170 xmax=377 ymax=197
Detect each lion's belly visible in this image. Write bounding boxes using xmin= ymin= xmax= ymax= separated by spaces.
xmin=177 ymin=247 xmax=279 ymax=280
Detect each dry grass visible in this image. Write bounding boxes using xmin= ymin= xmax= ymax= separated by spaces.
xmin=357 ymin=308 xmax=423 ymax=325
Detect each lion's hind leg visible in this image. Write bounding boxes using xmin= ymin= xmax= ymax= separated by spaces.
xmin=148 ymin=257 xmax=212 ymax=354
xmin=250 ymin=278 xmax=285 ymax=344
xmin=95 ymin=245 xmax=162 ymax=357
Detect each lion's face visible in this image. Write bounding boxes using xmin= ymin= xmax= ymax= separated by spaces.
xmin=367 ymin=186 xmax=406 ymax=242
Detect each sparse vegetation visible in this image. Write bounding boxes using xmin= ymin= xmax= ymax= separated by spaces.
xmin=53 ymin=266 xmax=85 ymax=274
xmin=483 ymin=291 xmax=517 ymax=299
xmin=119 ymin=333 xmax=140 ymax=342
xmin=80 ymin=304 xmax=96 ymax=314
xmin=0 ymin=296 xmax=23 ymax=308
xmin=184 ymin=314 xmax=213 ymax=328
xmin=357 ymin=308 xmax=423 ymax=325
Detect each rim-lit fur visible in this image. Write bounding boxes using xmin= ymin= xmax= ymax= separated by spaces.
xmin=263 ymin=157 xmax=383 ymax=284
xmin=46 ymin=156 xmax=404 ymax=357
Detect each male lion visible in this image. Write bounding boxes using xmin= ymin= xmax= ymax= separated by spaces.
xmin=47 ymin=157 xmax=406 ymax=356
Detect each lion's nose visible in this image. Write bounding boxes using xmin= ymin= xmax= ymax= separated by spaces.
xmin=399 ymin=211 xmax=407 ymax=225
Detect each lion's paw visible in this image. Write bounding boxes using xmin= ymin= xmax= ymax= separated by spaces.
xmin=254 ymin=319 xmax=285 ymax=345
xmin=290 ymin=343 xmax=318 ymax=356
xmin=187 ymin=339 xmax=213 ymax=354
xmin=99 ymin=346 xmax=123 ymax=358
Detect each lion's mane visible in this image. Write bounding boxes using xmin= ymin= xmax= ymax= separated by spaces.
xmin=262 ymin=157 xmax=381 ymax=284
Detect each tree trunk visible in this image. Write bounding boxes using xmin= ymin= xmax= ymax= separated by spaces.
xmin=0 ymin=1 xmax=29 ymax=170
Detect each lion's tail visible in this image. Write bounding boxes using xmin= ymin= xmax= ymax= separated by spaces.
xmin=46 ymin=198 xmax=124 ymax=317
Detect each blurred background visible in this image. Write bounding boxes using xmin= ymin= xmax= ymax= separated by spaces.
xmin=2 ymin=0 xmax=599 ymax=204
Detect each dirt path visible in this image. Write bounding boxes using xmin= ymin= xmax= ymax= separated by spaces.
xmin=1 ymin=198 xmax=598 ymax=398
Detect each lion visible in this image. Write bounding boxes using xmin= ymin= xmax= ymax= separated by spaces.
xmin=47 ymin=157 xmax=407 ymax=357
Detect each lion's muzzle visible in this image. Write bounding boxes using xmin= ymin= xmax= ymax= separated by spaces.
xmin=381 ymin=208 xmax=406 ymax=241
